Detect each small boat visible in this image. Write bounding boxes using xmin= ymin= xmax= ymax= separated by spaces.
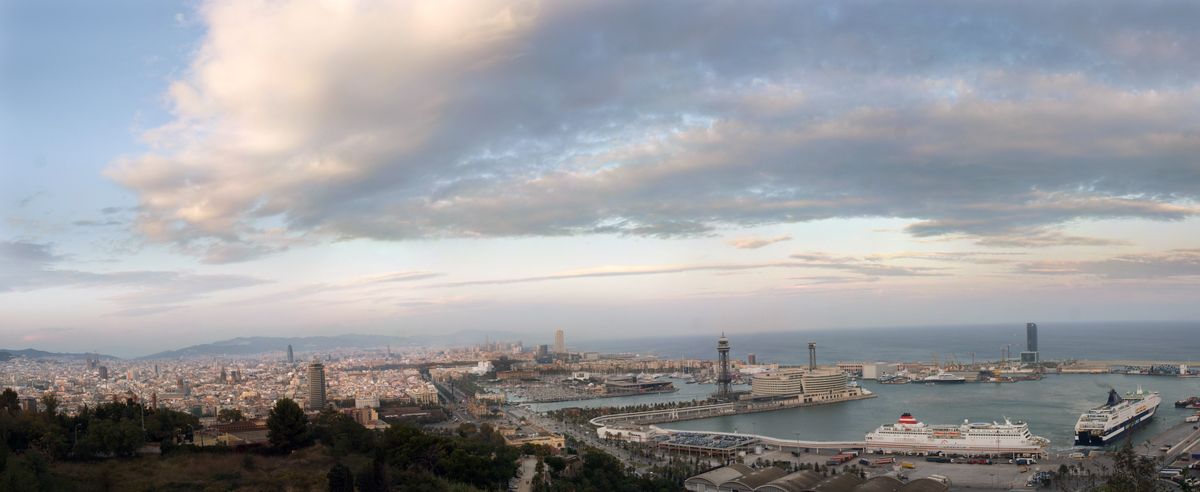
xmin=1175 ymin=396 xmax=1200 ymax=408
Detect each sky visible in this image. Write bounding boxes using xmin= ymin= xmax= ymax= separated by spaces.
xmin=2 ymin=0 xmax=1199 ymax=358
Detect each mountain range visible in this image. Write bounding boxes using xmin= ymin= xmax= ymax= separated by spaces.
xmin=0 ymin=348 xmax=119 ymax=361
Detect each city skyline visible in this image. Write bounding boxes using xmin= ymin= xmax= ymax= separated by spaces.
xmin=5 ymin=1 xmax=1200 ymax=356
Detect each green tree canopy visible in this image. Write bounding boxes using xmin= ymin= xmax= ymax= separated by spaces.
xmin=267 ymin=398 xmax=310 ymax=450
xmin=217 ymin=408 xmax=245 ymax=423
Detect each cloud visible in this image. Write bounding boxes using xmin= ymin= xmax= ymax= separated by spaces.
xmin=729 ymin=235 xmax=792 ymax=250
xmin=862 ymin=251 xmax=1026 ymax=265
xmin=0 ymin=240 xmax=269 ymax=313
xmin=429 ymin=255 xmax=936 ymax=288
xmin=788 ymin=252 xmax=943 ymax=277
xmin=108 ymin=1 xmax=1200 ymax=259
xmin=431 ymin=263 xmax=793 ymax=288
xmin=72 ymin=219 xmax=123 ymax=227
xmin=224 ymin=270 xmax=443 ymax=306
xmin=1016 ymin=249 xmax=1200 ymax=279
xmin=17 ymin=191 xmax=46 ymax=208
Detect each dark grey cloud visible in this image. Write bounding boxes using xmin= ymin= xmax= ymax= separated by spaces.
xmin=109 ymin=1 xmax=1200 ymax=258
xmin=72 ymin=219 xmax=123 ymax=227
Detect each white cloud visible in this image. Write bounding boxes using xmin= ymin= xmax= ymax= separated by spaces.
xmin=728 ymin=235 xmax=792 ymax=249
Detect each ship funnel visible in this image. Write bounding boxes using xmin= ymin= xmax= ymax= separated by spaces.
xmin=1106 ymin=388 xmax=1121 ymax=406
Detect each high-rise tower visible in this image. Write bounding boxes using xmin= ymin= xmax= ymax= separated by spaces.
xmin=808 ymin=342 xmax=817 ymax=370
xmin=287 ymin=344 xmax=294 ymax=364
xmin=554 ymin=329 xmax=566 ymax=354
xmin=306 ymin=361 xmax=326 ymax=410
xmin=716 ymin=334 xmax=732 ymax=397
xmin=1021 ymin=323 xmax=1040 ymax=364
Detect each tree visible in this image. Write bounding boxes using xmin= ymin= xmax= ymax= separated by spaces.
xmin=327 ymin=462 xmax=354 ymax=492
xmin=39 ymin=394 xmax=58 ymax=418
xmin=0 ymin=389 xmax=18 ymax=414
xmin=267 ymin=398 xmax=309 ymax=450
xmin=1099 ymin=439 xmax=1163 ymax=491
xmin=217 ymin=408 xmax=245 ymax=423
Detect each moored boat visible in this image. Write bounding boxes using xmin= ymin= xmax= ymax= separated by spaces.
xmin=865 ymin=413 xmax=1048 ymax=455
xmin=1075 ymin=387 xmax=1161 ymax=446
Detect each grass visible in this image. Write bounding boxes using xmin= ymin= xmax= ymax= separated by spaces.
xmin=49 ymin=446 xmax=335 ymax=491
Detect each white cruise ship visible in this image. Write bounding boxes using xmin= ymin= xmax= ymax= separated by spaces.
xmin=865 ymin=413 xmax=1049 ymax=455
xmin=1074 ymin=387 xmax=1161 ymax=446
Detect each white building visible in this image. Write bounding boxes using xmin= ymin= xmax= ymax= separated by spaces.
xmin=468 ymin=361 xmax=494 ymax=376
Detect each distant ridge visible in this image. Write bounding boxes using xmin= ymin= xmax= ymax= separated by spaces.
xmin=136 ymin=330 xmax=534 ymax=360
xmin=138 ymin=334 xmax=405 ymax=360
xmin=0 ymin=348 xmax=119 ymax=361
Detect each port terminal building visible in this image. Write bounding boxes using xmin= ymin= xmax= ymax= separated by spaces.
xmin=685 ymin=465 xmax=950 ymax=492
xmin=750 ymin=368 xmax=854 ymax=401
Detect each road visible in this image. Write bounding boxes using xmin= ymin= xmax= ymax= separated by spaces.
xmin=516 ymin=456 xmax=536 ymax=492
xmin=505 ymin=404 xmax=668 ymax=474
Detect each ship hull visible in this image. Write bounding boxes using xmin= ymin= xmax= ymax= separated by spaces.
xmin=1074 ymin=405 xmax=1158 ymax=446
xmin=923 ymin=380 xmax=966 ymax=384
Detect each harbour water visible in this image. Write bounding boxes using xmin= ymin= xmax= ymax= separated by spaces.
xmin=666 ymin=375 xmax=1200 ymax=451
xmin=531 ymin=374 xmax=1200 ymax=452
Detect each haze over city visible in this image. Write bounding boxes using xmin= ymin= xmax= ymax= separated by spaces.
xmin=4 ymin=0 xmax=1200 ymax=357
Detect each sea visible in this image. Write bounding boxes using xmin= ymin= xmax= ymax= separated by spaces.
xmin=533 ymin=321 xmax=1200 ymax=452
xmin=571 ymin=321 xmax=1200 ymax=365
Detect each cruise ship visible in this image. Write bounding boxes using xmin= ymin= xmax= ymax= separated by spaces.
xmin=921 ymin=371 xmax=966 ymax=384
xmin=1074 ymin=388 xmax=1162 ymax=446
xmin=865 ymin=413 xmax=1049 ymax=455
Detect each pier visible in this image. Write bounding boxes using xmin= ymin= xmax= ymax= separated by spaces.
xmin=589 ymin=389 xmax=876 ymax=427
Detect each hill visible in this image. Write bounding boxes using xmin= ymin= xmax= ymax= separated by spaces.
xmin=137 ymin=334 xmax=406 ymax=360
xmin=0 ymin=348 xmax=118 ymax=360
